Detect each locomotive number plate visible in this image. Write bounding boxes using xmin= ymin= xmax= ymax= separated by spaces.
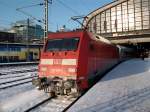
xmin=53 ymin=59 xmax=62 ymax=65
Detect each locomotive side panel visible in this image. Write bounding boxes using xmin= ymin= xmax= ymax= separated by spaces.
xmin=86 ymin=33 xmax=119 ymax=86
xmin=76 ymin=31 xmax=89 ymax=91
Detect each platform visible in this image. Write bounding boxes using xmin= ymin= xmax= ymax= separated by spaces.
xmin=68 ymin=58 xmax=150 ymax=112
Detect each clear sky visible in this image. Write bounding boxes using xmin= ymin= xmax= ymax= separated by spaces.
xmin=0 ymin=0 xmax=112 ymax=32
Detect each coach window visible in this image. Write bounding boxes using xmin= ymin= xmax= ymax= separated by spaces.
xmin=0 ymin=56 xmax=2 ymax=62
xmin=3 ymin=56 xmax=7 ymax=62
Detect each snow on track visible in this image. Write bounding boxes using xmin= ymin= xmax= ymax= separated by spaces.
xmin=68 ymin=58 xmax=150 ymax=112
xmin=0 ymin=78 xmax=32 ymax=89
xmin=0 ymin=64 xmax=50 ymax=112
xmin=0 ymin=65 xmax=37 ymax=74
xmin=0 ymin=64 xmax=77 ymax=112
xmin=0 ymin=89 xmax=49 ymax=112
xmin=31 ymin=96 xmax=76 ymax=112
xmin=0 ymin=74 xmax=35 ymax=84
xmin=0 ymin=83 xmax=33 ymax=101
xmin=0 ymin=64 xmax=38 ymax=89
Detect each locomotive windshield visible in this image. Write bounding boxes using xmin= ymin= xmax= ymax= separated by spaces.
xmin=45 ymin=37 xmax=79 ymax=51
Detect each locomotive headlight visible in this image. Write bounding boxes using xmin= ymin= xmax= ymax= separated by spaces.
xmin=62 ymin=59 xmax=77 ymax=65
xmin=40 ymin=67 xmax=47 ymax=71
xmin=68 ymin=68 xmax=76 ymax=73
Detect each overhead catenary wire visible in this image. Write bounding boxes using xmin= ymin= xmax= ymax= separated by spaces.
xmin=16 ymin=3 xmax=45 ymax=24
xmin=16 ymin=9 xmax=44 ymax=24
xmin=70 ymin=15 xmax=88 ymax=28
xmin=48 ymin=0 xmax=52 ymax=4
xmin=16 ymin=3 xmax=44 ymax=10
xmin=55 ymin=0 xmax=81 ymax=16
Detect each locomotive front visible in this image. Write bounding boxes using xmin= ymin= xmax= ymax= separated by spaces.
xmin=33 ymin=31 xmax=82 ymax=96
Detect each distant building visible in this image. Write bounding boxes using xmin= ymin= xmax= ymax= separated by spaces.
xmin=58 ymin=25 xmax=71 ymax=32
xmin=10 ymin=19 xmax=44 ymax=43
xmin=0 ymin=31 xmax=16 ymax=43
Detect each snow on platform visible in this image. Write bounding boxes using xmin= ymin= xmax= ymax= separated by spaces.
xmin=68 ymin=58 xmax=150 ymax=112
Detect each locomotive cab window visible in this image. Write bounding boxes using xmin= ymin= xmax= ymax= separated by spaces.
xmin=45 ymin=37 xmax=79 ymax=52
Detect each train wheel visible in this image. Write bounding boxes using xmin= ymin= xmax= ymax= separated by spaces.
xmin=66 ymin=89 xmax=71 ymax=96
xmin=50 ymin=91 xmax=56 ymax=97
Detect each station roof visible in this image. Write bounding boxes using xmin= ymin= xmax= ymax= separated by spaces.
xmin=83 ymin=0 xmax=127 ymax=26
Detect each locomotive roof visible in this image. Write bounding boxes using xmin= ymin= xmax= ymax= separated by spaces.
xmin=48 ymin=30 xmax=86 ymax=39
xmin=48 ymin=30 xmax=112 ymax=45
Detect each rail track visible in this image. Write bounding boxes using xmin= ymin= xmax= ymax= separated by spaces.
xmin=0 ymin=69 xmax=37 ymax=76
xmin=0 ymin=75 xmax=37 ymax=90
xmin=0 ymin=74 xmax=33 ymax=80
xmin=0 ymin=80 xmax=32 ymax=89
xmin=25 ymin=97 xmax=53 ymax=112
xmin=0 ymin=63 xmax=37 ymax=72
xmin=24 ymin=96 xmax=76 ymax=112
xmin=0 ymin=76 xmax=35 ymax=85
xmin=0 ymin=64 xmax=38 ymax=90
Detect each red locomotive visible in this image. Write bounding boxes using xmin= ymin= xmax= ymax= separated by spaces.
xmin=33 ymin=30 xmax=119 ymax=96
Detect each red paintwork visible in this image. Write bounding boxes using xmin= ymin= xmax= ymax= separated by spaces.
xmin=39 ymin=30 xmax=119 ymax=91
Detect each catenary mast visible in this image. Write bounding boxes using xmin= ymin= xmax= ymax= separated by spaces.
xmin=44 ymin=0 xmax=49 ymax=44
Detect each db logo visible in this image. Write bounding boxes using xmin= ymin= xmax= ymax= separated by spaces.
xmin=53 ymin=59 xmax=62 ymax=65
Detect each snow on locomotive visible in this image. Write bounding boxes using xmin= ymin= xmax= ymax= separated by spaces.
xmin=32 ymin=30 xmax=119 ymax=96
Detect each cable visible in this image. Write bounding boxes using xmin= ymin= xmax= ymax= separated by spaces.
xmin=16 ymin=2 xmax=45 ymax=24
xmin=48 ymin=0 xmax=52 ymax=4
xmin=55 ymin=0 xmax=81 ymax=15
xmin=16 ymin=9 xmax=44 ymax=24
xmin=70 ymin=16 xmax=88 ymax=28
xmin=16 ymin=3 xmax=44 ymax=10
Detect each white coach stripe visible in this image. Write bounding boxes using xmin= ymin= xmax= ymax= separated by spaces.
xmin=62 ymin=59 xmax=77 ymax=65
xmin=40 ymin=59 xmax=53 ymax=65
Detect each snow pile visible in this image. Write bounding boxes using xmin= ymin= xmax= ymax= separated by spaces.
xmin=0 ymin=83 xmax=33 ymax=101
xmin=0 ymin=65 xmax=49 ymax=112
xmin=68 ymin=58 xmax=150 ymax=112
